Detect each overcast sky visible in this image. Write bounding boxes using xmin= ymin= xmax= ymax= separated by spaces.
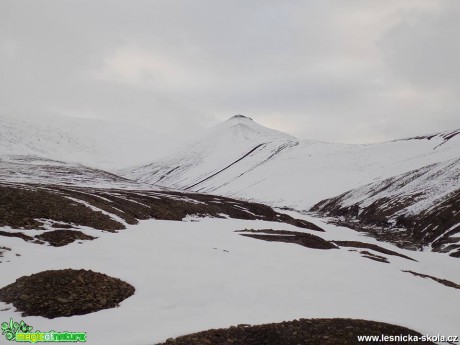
xmin=1 ymin=0 xmax=459 ymax=143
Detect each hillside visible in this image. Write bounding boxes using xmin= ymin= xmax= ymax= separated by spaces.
xmin=123 ymin=115 xmax=460 ymax=255
xmin=0 ymin=114 xmax=178 ymax=170
xmin=0 ymin=155 xmax=150 ymax=189
xmin=0 ymin=115 xmax=459 ymax=344
xmin=311 ymin=158 xmax=460 ymax=257
xmin=124 ymin=116 xmax=459 ymax=210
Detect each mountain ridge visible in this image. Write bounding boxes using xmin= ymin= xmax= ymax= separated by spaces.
xmin=0 ymin=113 xmax=182 ymax=170
xmin=123 ymin=115 xmax=459 ymax=208
xmin=1 ymin=114 xmax=458 ymax=255
xmin=122 ymin=115 xmax=460 ymax=255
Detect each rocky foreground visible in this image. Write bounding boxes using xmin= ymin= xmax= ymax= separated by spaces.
xmin=0 ymin=182 xmax=321 ymax=246
xmin=0 ymin=269 xmax=134 ymax=318
xmin=156 ymin=318 xmax=435 ymax=345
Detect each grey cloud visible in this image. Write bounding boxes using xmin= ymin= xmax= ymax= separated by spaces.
xmin=1 ymin=0 xmax=459 ymax=144
xmin=380 ymin=0 xmax=460 ymax=88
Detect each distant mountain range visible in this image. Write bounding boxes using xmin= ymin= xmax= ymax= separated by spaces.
xmin=0 ymin=114 xmax=180 ymax=170
xmin=1 ymin=113 xmax=458 ymax=256
xmin=122 ymin=115 xmax=460 ymax=256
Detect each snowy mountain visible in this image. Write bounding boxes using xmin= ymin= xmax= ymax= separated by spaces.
xmin=123 ymin=115 xmax=460 ymax=254
xmin=311 ymin=158 xmax=460 ymax=256
xmin=1 ymin=114 xmax=459 ymax=344
xmin=0 ymin=114 xmax=180 ymax=170
xmin=0 ymin=155 xmax=159 ymax=189
xmin=123 ymin=115 xmax=459 ymax=209
xmin=124 ymin=115 xmax=299 ymax=193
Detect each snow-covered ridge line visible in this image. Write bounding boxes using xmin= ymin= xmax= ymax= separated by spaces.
xmin=2 ymin=114 xmax=459 ymax=256
xmin=123 ymin=117 xmax=459 ymax=208
xmin=395 ymin=128 xmax=460 ymax=145
xmin=310 ymin=158 xmax=460 ymax=257
xmin=0 ymin=113 xmax=178 ymax=170
xmin=0 ymin=155 xmax=163 ymax=190
xmin=122 ymin=116 xmax=460 ymax=255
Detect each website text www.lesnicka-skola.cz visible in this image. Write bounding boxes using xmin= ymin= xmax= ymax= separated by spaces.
xmin=357 ymin=334 xmax=459 ymax=343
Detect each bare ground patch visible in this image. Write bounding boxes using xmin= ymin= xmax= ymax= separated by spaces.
xmin=0 ymin=183 xmax=323 ymax=248
xmin=360 ymin=250 xmax=389 ymax=263
xmin=236 ymin=229 xmax=337 ymax=250
xmin=332 ymin=241 xmax=416 ymax=262
xmin=403 ymin=270 xmax=460 ymax=290
xmin=156 ymin=318 xmax=434 ymax=345
xmin=0 ymin=269 xmax=135 ymax=318
xmin=35 ymin=230 xmax=97 ymax=247
xmin=0 ymin=230 xmax=33 ymax=241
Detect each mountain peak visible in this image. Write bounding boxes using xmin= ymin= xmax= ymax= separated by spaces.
xmin=214 ymin=114 xmax=296 ymax=142
xmin=228 ymin=114 xmax=254 ymax=122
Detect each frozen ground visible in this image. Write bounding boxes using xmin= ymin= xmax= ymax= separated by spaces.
xmin=0 ymin=115 xmax=458 ymax=344
xmin=0 ymin=213 xmax=458 ymax=345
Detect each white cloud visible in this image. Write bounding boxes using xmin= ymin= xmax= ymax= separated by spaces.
xmin=1 ymin=0 xmax=459 ymax=143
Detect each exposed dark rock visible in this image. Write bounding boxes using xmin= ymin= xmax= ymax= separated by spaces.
xmin=51 ymin=223 xmax=73 ymax=229
xmin=402 ymin=270 xmax=460 ymax=290
xmin=0 ymin=246 xmax=11 ymax=257
xmin=156 ymin=318 xmax=434 ymax=345
xmin=332 ymin=241 xmax=416 ymax=261
xmin=0 ymin=230 xmax=33 ymax=241
xmin=360 ymin=251 xmax=389 ymax=263
xmin=0 ymin=185 xmax=124 ymax=231
xmin=400 ymin=129 xmax=460 ymax=144
xmin=35 ymin=230 xmax=97 ymax=247
xmin=0 ymin=183 xmax=323 ymax=247
xmin=236 ymin=229 xmax=337 ymax=250
xmin=311 ymin=162 xmax=460 ymax=256
xmin=0 ymin=269 xmax=135 ymax=318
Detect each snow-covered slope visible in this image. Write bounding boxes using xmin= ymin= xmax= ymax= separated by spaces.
xmin=123 ymin=115 xmax=460 ymax=254
xmin=311 ymin=158 xmax=460 ymax=256
xmin=1 ymin=214 xmax=459 ymax=344
xmin=123 ymin=115 xmax=460 ymax=210
xmin=0 ymin=115 xmax=458 ymax=343
xmin=2 ymin=113 xmax=458 ymax=254
xmin=0 ymin=114 xmax=178 ymax=170
xmin=0 ymin=155 xmax=159 ymax=189
xmin=125 ymin=115 xmax=299 ymax=193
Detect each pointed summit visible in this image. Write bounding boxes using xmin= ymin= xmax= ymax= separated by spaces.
xmin=215 ymin=114 xmax=296 ymax=142
xmin=228 ymin=114 xmax=254 ymax=121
